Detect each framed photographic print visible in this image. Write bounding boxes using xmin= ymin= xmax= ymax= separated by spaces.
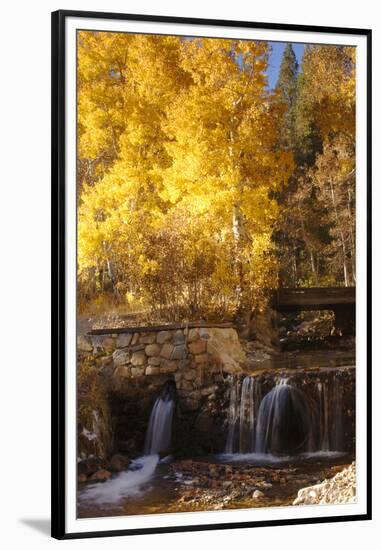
xmin=51 ymin=9 xmax=372 ymax=539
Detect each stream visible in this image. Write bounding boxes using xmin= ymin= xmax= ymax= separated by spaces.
xmin=78 ymin=350 xmax=355 ymax=518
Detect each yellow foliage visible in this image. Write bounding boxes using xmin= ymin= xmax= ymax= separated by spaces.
xmin=77 ymin=32 xmax=295 ymax=317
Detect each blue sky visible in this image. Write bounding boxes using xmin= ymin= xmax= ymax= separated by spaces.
xmin=267 ymin=42 xmax=305 ymax=89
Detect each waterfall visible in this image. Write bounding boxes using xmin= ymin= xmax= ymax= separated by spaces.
xmin=80 ymin=381 xmax=175 ymax=506
xmin=225 ymin=376 xmax=261 ymax=454
xmin=255 ymin=378 xmax=310 ymax=454
xmin=316 ymin=373 xmax=343 ymax=452
xmin=317 ymin=381 xmax=330 ymax=451
xmin=144 ymin=381 xmax=175 ymax=455
xmin=225 ymin=372 xmax=345 ymax=457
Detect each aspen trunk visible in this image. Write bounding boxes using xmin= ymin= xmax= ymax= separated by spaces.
xmin=329 ymin=179 xmax=349 ymax=286
xmin=232 ymin=202 xmax=246 ymax=310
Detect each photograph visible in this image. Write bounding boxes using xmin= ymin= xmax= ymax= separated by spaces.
xmin=76 ymin=28 xmax=357 ymax=514
xmin=51 ymin=10 xmax=371 ymax=539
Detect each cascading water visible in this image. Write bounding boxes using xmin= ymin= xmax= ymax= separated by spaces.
xmin=80 ymin=381 xmax=176 ymax=506
xmin=224 ymin=372 xmax=345 ymax=457
xmin=255 ymin=378 xmax=311 ymax=454
xmin=225 ymin=375 xmax=261 ymax=454
xmin=144 ymin=380 xmax=175 ymax=455
xmin=315 ymin=373 xmax=344 ymax=452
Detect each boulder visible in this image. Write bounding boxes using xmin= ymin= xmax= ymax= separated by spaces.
xmin=109 ymin=454 xmax=130 ymax=472
xmin=206 ymin=328 xmax=244 ymax=372
xmin=252 ymin=490 xmax=265 ymax=499
xmin=90 ymin=469 xmax=112 ymax=482
xmin=78 ymin=457 xmax=106 ymax=476
xmin=148 ymin=356 xmax=161 ymax=366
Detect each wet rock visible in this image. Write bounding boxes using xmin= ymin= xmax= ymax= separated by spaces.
xmin=90 ymin=469 xmax=112 ymax=482
xmin=78 ymin=457 xmax=106 ymax=476
xmin=109 ymin=453 xmax=130 ymax=472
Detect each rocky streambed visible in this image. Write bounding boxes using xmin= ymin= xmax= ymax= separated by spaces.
xmin=166 ymin=456 xmax=354 ymax=512
xmin=78 ymin=454 xmax=355 ymax=518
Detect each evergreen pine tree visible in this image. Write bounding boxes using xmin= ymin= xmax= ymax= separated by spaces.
xmin=275 ymin=44 xmax=299 ymax=151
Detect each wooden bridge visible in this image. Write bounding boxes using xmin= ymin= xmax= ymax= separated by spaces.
xmin=267 ymin=286 xmax=356 ymax=338
xmin=272 ymin=287 xmax=355 ymax=312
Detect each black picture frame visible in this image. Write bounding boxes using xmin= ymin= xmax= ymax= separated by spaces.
xmin=51 ymin=9 xmax=372 ymax=540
